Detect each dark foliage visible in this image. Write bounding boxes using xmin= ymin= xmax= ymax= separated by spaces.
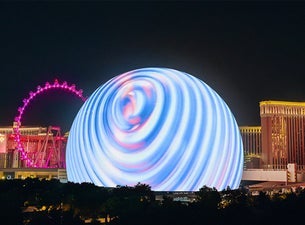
xmin=1 ymin=178 xmax=305 ymax=225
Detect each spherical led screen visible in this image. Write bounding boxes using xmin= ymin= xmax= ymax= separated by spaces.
xmin=66 ymin=67 xmax=244 ymax=191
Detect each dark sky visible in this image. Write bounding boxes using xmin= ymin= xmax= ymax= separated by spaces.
xmin=0 ymin=1 xmax=305 ymax=132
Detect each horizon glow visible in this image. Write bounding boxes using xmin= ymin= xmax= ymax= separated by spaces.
xmin=66 ymin=68 xmax=244 ymax=191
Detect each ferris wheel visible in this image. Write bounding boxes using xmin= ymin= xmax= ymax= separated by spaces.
xmin=13 ymin=79 xmax=86 ymax=168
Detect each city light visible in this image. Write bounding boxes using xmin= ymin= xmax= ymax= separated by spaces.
xmin=66 ymin=67 xmax=244 ymax=191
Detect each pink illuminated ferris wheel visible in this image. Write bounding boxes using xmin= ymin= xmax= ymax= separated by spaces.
xmin=13 ymin=79 xmax=86 ymax=168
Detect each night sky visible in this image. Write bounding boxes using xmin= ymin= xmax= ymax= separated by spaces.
xmin=0 ymin=1 xmax=305 ymax=132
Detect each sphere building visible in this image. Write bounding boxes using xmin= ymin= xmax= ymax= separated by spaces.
xmin=66 ymin=67 xmax=244 ymax=191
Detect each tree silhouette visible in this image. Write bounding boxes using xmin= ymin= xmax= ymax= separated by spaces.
xmin=2 ymin=178 xmax=305 ymax=225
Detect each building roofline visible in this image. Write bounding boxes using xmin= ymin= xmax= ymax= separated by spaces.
xmin=260 ymin=100 xmax=305 ymax=107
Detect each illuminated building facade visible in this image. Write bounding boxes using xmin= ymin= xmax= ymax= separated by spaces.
xmin=66 ymin=67 xmax=244 ymax=191
xmin=239 ymin=126 xmax=262 ymax=169
xmin=0 ymin=125 xmax=67 ymax=174
xmin=4 ymin=99 xmax=305 ymax=185
xmin=260 ymin=101 xmax=305 ymax=171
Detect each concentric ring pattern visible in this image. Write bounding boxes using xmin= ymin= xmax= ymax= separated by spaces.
xmin=66 ymin=67 xmax=244 ymax=191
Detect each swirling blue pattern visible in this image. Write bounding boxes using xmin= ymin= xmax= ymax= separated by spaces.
xmin=66 ymin=67 xmax=244 ymax=191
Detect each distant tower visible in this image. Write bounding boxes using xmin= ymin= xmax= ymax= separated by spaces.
xmin=260 ymin=101 xmax=305 ymax=170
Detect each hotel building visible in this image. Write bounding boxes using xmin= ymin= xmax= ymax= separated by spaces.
xmin=260 ymin=101 xmax=305 ymax=171
xmin=239 ymin=126 xmax=262 ymax=169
